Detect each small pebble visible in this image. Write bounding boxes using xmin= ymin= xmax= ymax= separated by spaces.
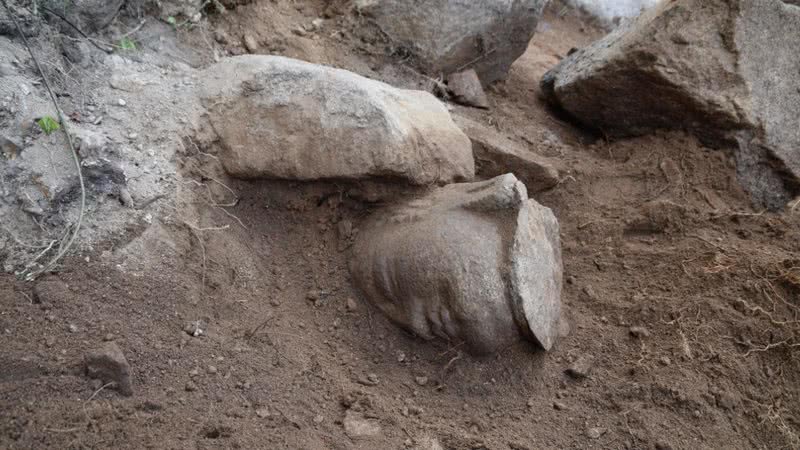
xmin=629 ymin=326 xmax=650 ymax=338
xmin=185 ymin=381 xmax=197 ymax=392
xmin=586 ymin=427 xmax=606 ymax=439
xmin=659 ymin=356 xmax=671 ymax=366
xmin=207 ymin=365 xmax=218 ymax=374
xmin=103 ymin=333 xmax=114 ymax=341
xmin=68 ymin=324 xmax=78 ymax=333
xmin=243 ymin=34 xmax=258 ymax=53
xmin=117 ymin=98 xmax=126 ymax=106
xmin=313 ymin=414 xmax=324 ymax=424
xmin=565 ymin=355 xmax=593 ymax=379
xmin=415 ymin=376 xmax=428 ymax=386
xmin=346 ymin=297 xmax=358 ymax=311
xmin=553 ymin=401 xmax=566 ymax=411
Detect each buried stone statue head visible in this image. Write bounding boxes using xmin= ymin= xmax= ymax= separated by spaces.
xmin=349 ymin=174 xmax=563 ymax=355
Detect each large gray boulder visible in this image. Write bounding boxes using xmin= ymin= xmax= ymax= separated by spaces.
xmin=199 ymin=56 xmax=474 ymax=185
xmin=541 ymin=0 xmax=800 ymax=209
xmin=349 ymin=174 xmax=562 ymax=354
xmin=356 ymin=0 xmax=549 ymax=85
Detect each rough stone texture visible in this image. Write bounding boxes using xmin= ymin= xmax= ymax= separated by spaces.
xmin=541 ymin=0 xmax=800 ymax=209
xmin=446 ymin=69 xmax=489 ymax=109
xmin=343 ymin=410 xmax=382 ymax=439
xmin=85 ymin=342 xmax=133 ymax=396
xmin=199 ymin=55 xmax=474 ymax=185
xmin=453 ymin=115 xmax=560 ymax=193
xmin=356 ymin=0 xmax=548 ymax=85
xmin=56 ymin=0 xmax=126 ymax=33
xmin=349 ymin=174 xmax=562 ymax=354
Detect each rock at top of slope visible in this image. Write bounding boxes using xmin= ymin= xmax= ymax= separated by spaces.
xmin=356 ymin=0 xmax=548 ymax=85
xmin=199 ymin=55 xmax=474 ymax=185
xmin=541 ymin=0 xmax=800 ymax=209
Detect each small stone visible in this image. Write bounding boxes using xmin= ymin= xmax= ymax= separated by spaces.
xmin=313 ymin=414 xmax=324 ymax=424
xmin=103 ymin=333 xmax=114 ymax=342
xmin=346 ymin=297 xmax=358 ymax=311
xmin=128 ymin=132 xmax=138 ymax=140
xmin=415 ymin=376 xmax=429 ymax=386
xmin=189 ymin=368 xmax=199 ymax=377
xmin=68 ymin=324 xmax=78 ymax=333
xmin=256 ymin=407 xmax=270 ymax=418
xmin=207 ymin=365 xmax=218 ymax=374
xmin=185 ymin=381 xmax=197 ymax=392
xmin=184 ymin=320 xmax=206 ymax=337
xmin=446 ymin=69 xmax=489 ymax=109
xmin=566 ymin=276 xmax=576 ymax=285
xmin=659 ymin=356 xmax=671 ymax=366
xmin=85 ymin=342 xmax=133 ymax=396
xmin=343 ymin=410 xmax=382 ymax=439
xmin=693 ymin=410 xmax=701 ymax=418
xmin=582 ymin=285 xmax=598 ymax=300
xmin=243 ymin=34 xmax=258 ymax=53
xmin=586 ymin=427 xmax=606 ymax=439
xmin=629 ymin=326 xmax=650 ymax=338
xmin=270 ymin=299 xmax=281 ymax=307
xmin=357 ymin=373 xmax=379 ymax=386
xmin=117 ymin=98 xmax=126 ymax=107
xmin=396 ymin=351 xmax=406 ymax=363
xmin=553 ymin=401 xmax=566 ymax=411
xmin=565 ymin=355 xmax=593 ymax=379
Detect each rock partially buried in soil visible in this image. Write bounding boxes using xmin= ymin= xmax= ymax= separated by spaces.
xmin=356 ymin=0 xmax=548 ymax=85
xmin=343 ymin=410 xmax=382 ymax=439
xmin=453 ymin=115 xmax=561 ymax=193
xmin=199 ymin=55 xmax=474 ymax=185
xmin=349 ymin=173 xmax=562 ymax=354
xmin=85 ymin=342 xmax=133 ymax=396
xmin=540 ymin=0 xmax=800 ymax=209
xmin=446 ymin=70 xmax=490 ymax=109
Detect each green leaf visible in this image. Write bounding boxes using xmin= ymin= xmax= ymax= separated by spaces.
xmin=119 ymin=37 xmax=137 ymax=51
xmin=37 ymin=116 xmax=61 ymax=135
xmin=167 ymin=16 xmax=176 ymax=26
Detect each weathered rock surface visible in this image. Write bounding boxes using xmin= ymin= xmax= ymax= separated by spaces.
xmin=453 ymin=115 xmax=560 ymax=193
xmin=85 ymin=342 xmax=133 ymax=396
xmin=446 ymin=69 xmax=489 ymax=109
xmin=343 ymin=410 xmax=382 ymax=439
xmin=200 ymin=55 xmax=474 ymax=185
xmin=356 ymin=0 xmax=548 ymax=85
xmin=349 ymin=174 xmax=562 ymax=354
xmin=58 ymin=0 xmax=125 ymax=33
xmin=541 ymin=0 xmax=800 ymax=209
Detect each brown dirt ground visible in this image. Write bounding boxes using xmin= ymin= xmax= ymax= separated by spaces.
xmin=2 ymin=1 xmax=800 ymax=449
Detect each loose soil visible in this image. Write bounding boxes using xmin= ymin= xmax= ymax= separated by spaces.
xmin=2 ymin=2 xmax=800 ymax=449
